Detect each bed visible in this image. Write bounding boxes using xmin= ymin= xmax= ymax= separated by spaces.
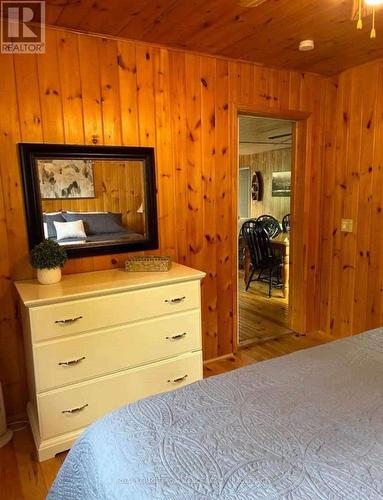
xmin=54 ymin=231 xmax=144 ymax=246
xmin=48 ymin=329 xmax=383 ymax=499
xmin=43 ymin=211 xmax=144 ymax=246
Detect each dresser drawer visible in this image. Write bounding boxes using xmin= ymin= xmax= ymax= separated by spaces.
xmin=30 ymin=281 xmax=200 ymax=342
xmin=37 ymin=351 xmax=202 ymax=440
xmin=34 ymin=310 xmax=202 ymax=392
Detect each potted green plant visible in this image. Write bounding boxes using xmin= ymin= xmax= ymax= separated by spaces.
xmin=30 ymin=240 xmax=68 ymax=285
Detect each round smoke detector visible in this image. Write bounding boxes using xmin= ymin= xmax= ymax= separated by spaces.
xmin=299 ymin=40 xmax=315 ymax=51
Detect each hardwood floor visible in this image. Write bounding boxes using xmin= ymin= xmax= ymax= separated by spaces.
xmin=0 ymin=425 xmax=67 ymax=499
xmin=238 ymin=270 xmax=293 ymax=345
xmin=0 ymin=333 xmax=331 ymax=499
xmin=204 ymin=331 xmax=331 ymax=378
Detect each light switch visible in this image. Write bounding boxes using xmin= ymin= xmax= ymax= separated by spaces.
xmin=341 ymin=219 xmax=353 ymax=233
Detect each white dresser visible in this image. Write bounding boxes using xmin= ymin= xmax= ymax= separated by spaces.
xmin=15 ymin=263 xmax=205 ymax=461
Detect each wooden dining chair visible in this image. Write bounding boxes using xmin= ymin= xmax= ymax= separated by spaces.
xmin=282 ymin=213 xmax=291 ymax=232
xmin=256 ymin=214 xmax=282 ymax=239
xmin=241 ymin=220 xmax=282 ymax=297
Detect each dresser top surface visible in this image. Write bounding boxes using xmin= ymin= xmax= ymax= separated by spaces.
xmin=15 ymin=263 xmax=205 ymax=307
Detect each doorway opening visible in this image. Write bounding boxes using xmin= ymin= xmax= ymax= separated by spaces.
xmin=238 ymin=115 xmax=294 ymax=347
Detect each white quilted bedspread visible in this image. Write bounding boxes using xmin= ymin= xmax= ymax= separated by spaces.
xmin=49 ymin=329 xmax=383 ymax=499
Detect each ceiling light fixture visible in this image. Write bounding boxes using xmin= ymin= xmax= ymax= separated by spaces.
xmin=299 ymin=40 xmax=315 ymax=51
xmin=356 ymin=0 xmax=383 ymax=38
xmin=365 ymin=0 xmax=383 ymax=5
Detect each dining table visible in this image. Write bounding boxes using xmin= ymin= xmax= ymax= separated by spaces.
xmin=243 ymin=232 xmax=290 ymax=298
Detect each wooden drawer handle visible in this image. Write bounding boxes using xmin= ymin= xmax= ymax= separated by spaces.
xmin=58 ymin=356 xmax=86 ymax=367
xmin=168 ymin=374 xmax=188 ymax=384
xmin=62 ymin=403 xmax=88 ymax=414
xmin=166 ymin=332 xmax=187 ymax=341
xmin=55 ymin=316 xmax=83 ymax=325
xmin=165 ymin=296 xmax=186 ymax=304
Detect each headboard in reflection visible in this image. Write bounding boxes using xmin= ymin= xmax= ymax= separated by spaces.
xmin=19 ymin=144 xmax=158 ymax=258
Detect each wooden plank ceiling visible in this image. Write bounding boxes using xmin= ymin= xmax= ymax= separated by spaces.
xmin=45 ymin=0 xmax=383 ymax=75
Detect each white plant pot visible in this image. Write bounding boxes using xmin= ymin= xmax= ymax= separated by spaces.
xmin=37 ymin=267 xmax=62 ymax=285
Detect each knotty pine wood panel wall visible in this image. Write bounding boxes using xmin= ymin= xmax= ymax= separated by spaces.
xmin=0 ymin=27 xmax=328 ymax=417
xmin=319 ymin=59 xmax=383 ymax=338
xmin=239 ymin=148 xmax=291 ymax=221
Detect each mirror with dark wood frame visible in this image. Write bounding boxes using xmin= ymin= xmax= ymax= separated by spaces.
xmin=18 ymin=144 xmax=158 ymax=258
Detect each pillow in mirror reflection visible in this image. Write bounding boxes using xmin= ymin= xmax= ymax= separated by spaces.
xmin=62 ymin=212 xmax=128 ymax=235
xmin=43 ymin=212 xmax=66 ymax=238
xmin=54 ymin=220 xmax=87 ymax=240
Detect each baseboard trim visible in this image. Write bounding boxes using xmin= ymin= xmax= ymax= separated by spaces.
xmin=203 ymin=353 xmax=234 ymax=364
xmin=307 ymin=330 xmax=335 ymax=340
xmin=8 ymin=411 xmax=28 ymax=425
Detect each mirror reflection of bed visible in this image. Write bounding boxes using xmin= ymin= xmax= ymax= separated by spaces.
xmin=39 ymin=159 xmax=146 ymax=249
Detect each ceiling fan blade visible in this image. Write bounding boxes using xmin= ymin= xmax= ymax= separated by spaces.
xmin=350 ymin=0 xmax=383 ymax=20
xmin=240 ymin=141 xmax=292 ymax=145
xmin=239 ymin=0 xmax=267 ymax=7
xmin=268 ymin=133 xmax=292 ymax=140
